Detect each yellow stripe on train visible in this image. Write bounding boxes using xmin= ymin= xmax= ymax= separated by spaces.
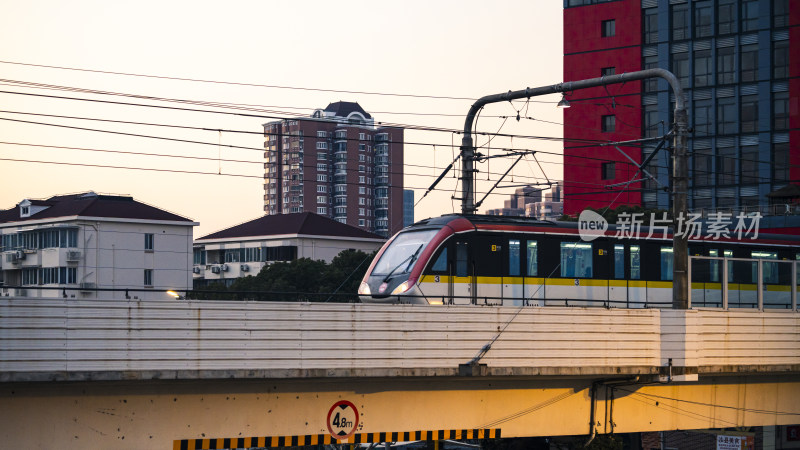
xmin=419 ymin=275 xmax=676 ymax=289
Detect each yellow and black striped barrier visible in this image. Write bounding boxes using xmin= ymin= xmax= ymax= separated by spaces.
xmin=174 ymin=428 xmax=501 ymax=449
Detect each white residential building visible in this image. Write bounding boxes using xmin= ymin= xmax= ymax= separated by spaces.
xmin=0 ymin=192 xmax=197 ymax=300
xmin=193 ymin=212 xmax=385 ymax=287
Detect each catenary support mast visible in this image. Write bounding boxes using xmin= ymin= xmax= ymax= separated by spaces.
xmin=459 ymin=69 xmax=689 ymax=309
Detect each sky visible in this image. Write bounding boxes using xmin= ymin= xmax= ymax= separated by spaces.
xmin=0 ymin=0 xmax=565 ymax=237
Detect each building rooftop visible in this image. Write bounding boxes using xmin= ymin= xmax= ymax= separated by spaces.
xmin=197 ymin=212 xmax=385 ymax=241
xmin=323 ymin=101 xmax=372 ymax=120
xmin=0 ymin=192 xmax=194 ymax=224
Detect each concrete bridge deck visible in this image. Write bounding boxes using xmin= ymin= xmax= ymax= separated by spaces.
xmin=1 ymin=298 xmax=799 ymax=449
xmin=1 ymin=298 xmax=798 ymax=381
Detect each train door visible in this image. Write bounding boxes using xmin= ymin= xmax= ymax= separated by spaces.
xmin=451 ymin=239 xmax=474 ymax=305
xmin=594 ymin=239 xmax=613 ymax=305
xmin=609 ymin=243 xmax=628 ymax=306
xmin=504 ymin=238 xmax=525 ymax=306
xmin=418 ymin=243 xmax=450 ymax=304
xmin=523 ymin=238 xmax=544 ymax=306
xmin=473 ymin=235 xmax=504 ymax=305
xmin=627 ymin=243 xmax=646 ymax=307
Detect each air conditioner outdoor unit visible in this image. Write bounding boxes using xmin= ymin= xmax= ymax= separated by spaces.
xmin=66 ymin=251 xmax=81 ymax=261
xmin=79 ymin=282 xmax=96 ymax=292
xmin=211 ymin=266 xmax=221 ymax=274
xmin=192 ymin=267 xmax=201 ymax=274
xmin=221 ymin=264 xmax=229 ymax=272
xmin=240 ymin=264 xmax=249 ymax=272
xmin=14 ymin=250 xmax=26 ymax=260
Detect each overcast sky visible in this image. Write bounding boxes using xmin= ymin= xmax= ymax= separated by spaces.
xmin=0 ymin=0 xmax=564 ymax=236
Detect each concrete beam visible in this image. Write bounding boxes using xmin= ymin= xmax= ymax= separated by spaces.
xmin=1 ymin=375 xmax=799 ymax=449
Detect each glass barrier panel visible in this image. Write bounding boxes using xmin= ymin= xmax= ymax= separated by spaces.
xmin=763 ymin=260 xmax=792 ymax=309
xmin=728 ymin=260 xmax=758 ymax=309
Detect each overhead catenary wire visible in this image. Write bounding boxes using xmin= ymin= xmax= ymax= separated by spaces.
xmin=6 ymin=87 xmax=790 ymax=177
xmin=1 ymin=156 xmax=601 ymax=200
xmin=0 ymin=60 xmax=480 ymax=101
xmin=0 ymin=140 xmax=618 ymax=189
xmin=0 ymin=88 xmax=596 ymax=146
xmin=4 ymin=108 xmax=788 ymax=196
xmin=4 ymin=70 xmax=793 ymax=211
xmin=5 ymin=109 xmax=788 ymax=187
xmin=3 ymin=74 xmax=793 ymax=156
xmin=0 ymin=60 xmax=563 ymax=105
xmin=0 ymin=78 xmax=552 ymax=119
xmin=10 ymin=109 xmax=787 ymax=197
xmin=0 ymin=107 xmax=672 ymax=171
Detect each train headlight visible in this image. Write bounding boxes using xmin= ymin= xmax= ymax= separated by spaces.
xmin=358 ymin=281 xmax=371 ymax=295
xmin=391 ymin=281 xmax=411 ymax=295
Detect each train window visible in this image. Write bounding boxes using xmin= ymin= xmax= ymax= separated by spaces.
xmin=372 ymin=229 xmax=439 ymax=276
xmin=724 ymin=249 xmax=734 ymax=281
xmin=630 ymin=246 xmax=641 ymax=279
xmin=509 ymin=239 xmax=520 ymax=276
xmin=560 ymin=242 xmax=593 ymax=278
xmin=752 ymin=251 xmax=778 ymax=284
xmin=526 ymin=241 xmax=538 ymax=276
xmin=613 ymin=245 xmax=624 ymax=279
xmin=431 ymin=247 xmax=447 ymax=272
xmin=455 ymin=242 xmax=468 ymax=277
xmin=661 ymin=247 xmax=674 ymax=281
xmin=709 ymin=249 xmax=720 ymax=282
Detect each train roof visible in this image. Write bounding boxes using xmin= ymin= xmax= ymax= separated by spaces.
xmin=404 ymin=214 xmax=800 ymax=245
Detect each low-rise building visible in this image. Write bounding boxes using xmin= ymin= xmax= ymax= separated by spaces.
xmin=0 ymin=192 xmax=196 ymax=299
xmin=193 ymin=212 xmax=385 ymax=287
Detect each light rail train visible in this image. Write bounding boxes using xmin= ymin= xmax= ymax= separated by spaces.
xmin=357 ymin=214 xmax=800 ymax=307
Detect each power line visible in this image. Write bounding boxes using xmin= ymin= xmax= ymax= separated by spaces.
xmin=0 ymin=116 xmax=266 ymax=152
xmin=5 ymin=81 xmax=792 ymax=197
xmin=7 ymin=106 xmax=788 ymax=188
xmin=0 ymin=141 xmax=261 ymax=164
xmin=0 ymin=110 xmax=693 ymax=190
xmin=0 ymin=108 xmax=633 ymax=168
xmin=0 ymin=141 xmax=613 ymax=193
xmin=0 ymin=60 xmax=565 ymax=105
xmin=620 ymin=388 xmax=800 ymax=416
xmin=0 ymin=87 xmax=597 ymax=146
xmin=0 ymin=78 xmax=551 ymax=119
xmin=0 ymin=59 xmax=480 ymax=101
xmin=0 ymin=156 xmax=575 ymax=198
xmin=0 ymin=157 xmax=260 ymax=178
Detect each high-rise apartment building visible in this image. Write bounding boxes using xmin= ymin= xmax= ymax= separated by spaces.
xmin=263 ymin=102 xmax=404 ymax=237
xmin=403 ymin=189 xmax=414 ymax=227
xmin=563 ymin=0 xmax=798 ymax=216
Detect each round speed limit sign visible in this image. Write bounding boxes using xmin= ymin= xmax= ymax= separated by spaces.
xmin=326 ymin=400 xmax=359 ymax=440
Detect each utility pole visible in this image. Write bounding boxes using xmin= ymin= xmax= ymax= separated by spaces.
xmin=459 ymin=68 xmax=689 ymax=309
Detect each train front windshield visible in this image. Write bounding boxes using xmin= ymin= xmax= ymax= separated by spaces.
xmin=372 ymin=229 xmax=439 ymax=278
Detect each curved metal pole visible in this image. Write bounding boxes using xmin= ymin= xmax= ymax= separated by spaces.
xmin=460 ymin=68 xmax=689 ymax=308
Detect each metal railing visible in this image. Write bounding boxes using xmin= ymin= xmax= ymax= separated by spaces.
xmin=689 ymin=256 xmax=799 ymax=310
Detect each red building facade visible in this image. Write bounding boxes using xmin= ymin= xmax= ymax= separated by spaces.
xmin=563 ymin=0 xmax=799 ymax=216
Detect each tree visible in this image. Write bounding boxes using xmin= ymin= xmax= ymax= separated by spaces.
xmin=189 ymin=249 xmax=378 ymax=302
xmin=321 ymin=249 xmax=377 ymax=302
